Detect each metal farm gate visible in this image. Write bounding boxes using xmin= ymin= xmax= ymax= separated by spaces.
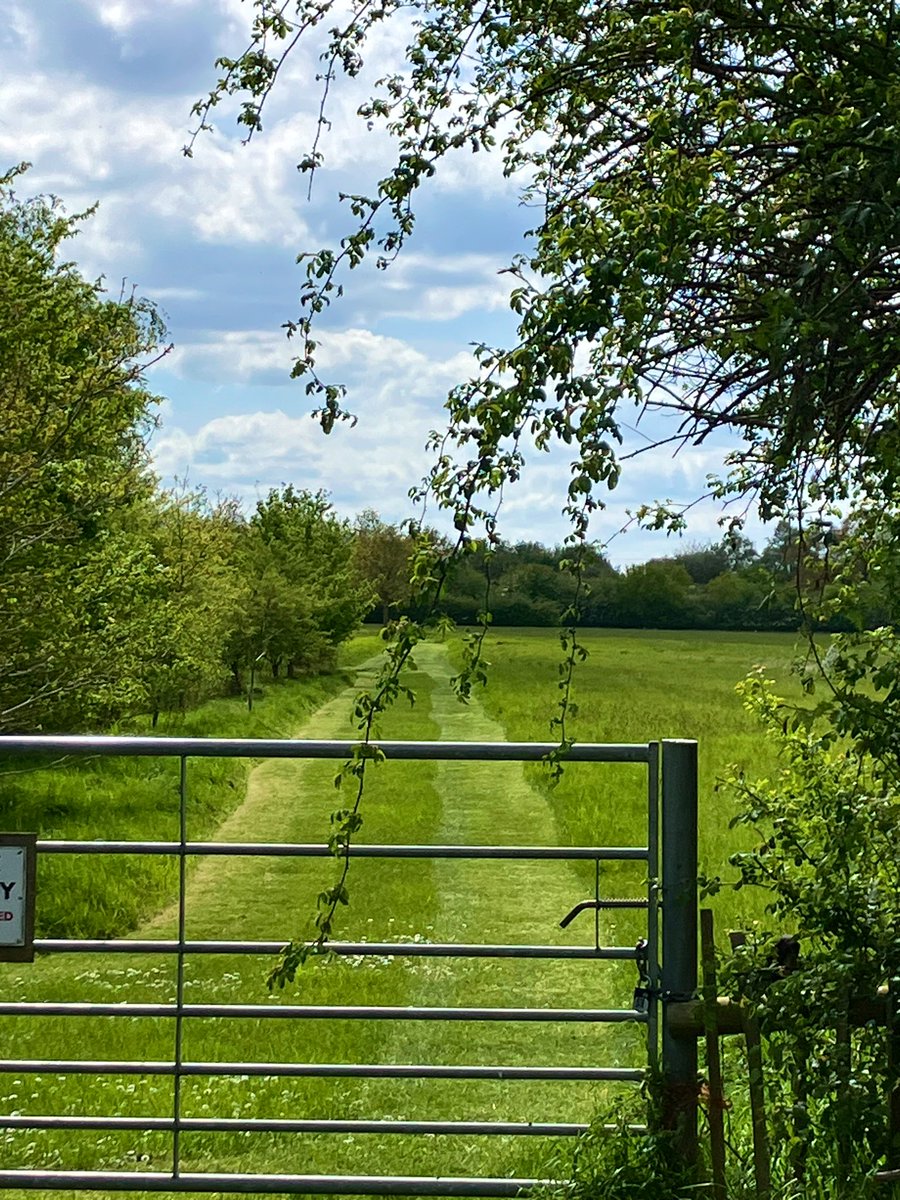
xmin=0 ymin=735 xmax=698 ymax=1195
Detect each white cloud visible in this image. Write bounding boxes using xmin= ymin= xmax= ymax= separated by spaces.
xmin=80 ymin=0 xmax=203 ymax=40
xmin=153 ymin=324 xmax=481 ymax=526
xmin=398 ymin=252 xmax=513 ymax=277
xmin=153 ymin=142 xmax=311 ymax=248
xmin=186 ymin=0 xmax=523 ymax=201
xmin=6 ymin=4 xmax=40 ymax=55
xmin=378 ymin=252 xmax=515 ymax=321
xmin=72 ymin=201 xmax=148 ymax=279
xmin=152 ymin=401 xmax=435 ymax=523
xmin=171 ymin=327 xmax=478 ymax=401
xmin=168 ymin=331 xmax=294 ymax=384
xmin=90 ymin=1 xmax=147 ymax=34
xmin=146 ymin=285 xmax=207 ymax=302
xmin=399 ymin=280 xmax=512 ymax=321
xmin=0 ymin=71 xmax=312 ymax=272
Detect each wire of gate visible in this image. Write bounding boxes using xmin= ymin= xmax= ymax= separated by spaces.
xmin=0 ymin=735 xmax=661 ymax=1197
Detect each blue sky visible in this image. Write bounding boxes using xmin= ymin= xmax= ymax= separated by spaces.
xmin=2 ymin=0 xmax=763 ymax=565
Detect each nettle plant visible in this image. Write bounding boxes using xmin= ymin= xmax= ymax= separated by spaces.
xmin=711 ymin=656 xmax=900 ymax=1190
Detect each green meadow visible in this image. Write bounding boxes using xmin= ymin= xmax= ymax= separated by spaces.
xmin=0 ymin=627 xmax=804 ymax=1195
xmin=455 ymin=628 xmax=805 ymax=930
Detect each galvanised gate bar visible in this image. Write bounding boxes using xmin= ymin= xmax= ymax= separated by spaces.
xmin=0 ymin=735 xmax=698 ymax=1196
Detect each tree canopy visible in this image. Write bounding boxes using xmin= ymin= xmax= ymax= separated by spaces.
xmin=194 ymin=0 xmax=900 ymax=539
xmin=0 ymin=165 xmax=164 ymax=730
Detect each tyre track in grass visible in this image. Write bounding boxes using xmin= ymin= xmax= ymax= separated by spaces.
xmin=141 ymin=654 xmax=392 ymax=945
xmin=379 ymin=642 xmax=642 ymax=1181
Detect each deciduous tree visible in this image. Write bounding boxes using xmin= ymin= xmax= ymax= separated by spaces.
xmin=0 ymin=166 xmax=166 ymax=731
xmin=353 ymin=509 xmax=414 ymax=624
xmin=232 ymin=487 xmax=372 ymax=681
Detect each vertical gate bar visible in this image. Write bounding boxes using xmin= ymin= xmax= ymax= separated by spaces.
xmin=172 ymin=756 xmax=188 ymax=1178
xmin=660 ymin=739 xmax=698 ymax=1167
xmin=646 ymin=741 xmax=660 ymax=1075
xmin=593 ymin=859 xmax=600 ymax=953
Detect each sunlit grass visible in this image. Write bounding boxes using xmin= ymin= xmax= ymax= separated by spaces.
xmin=0 ymin=627 xmax=804 ymax=1193
xmin=0 ymin=635 xmax=380 ymax=938
xmin=453 ymin=627 xmax=805 ymax=929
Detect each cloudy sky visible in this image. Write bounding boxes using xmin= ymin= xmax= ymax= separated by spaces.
xmin=2 ymin=0 xmax=763 ymax=565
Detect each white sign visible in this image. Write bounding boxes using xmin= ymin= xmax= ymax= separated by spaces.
xmin=0 ymin=844 xmax=27 ymax=946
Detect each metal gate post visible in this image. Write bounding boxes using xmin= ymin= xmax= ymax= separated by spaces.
xmin=660 ymin=739 xmax=698 ymax=1166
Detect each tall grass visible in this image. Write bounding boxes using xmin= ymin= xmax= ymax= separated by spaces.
xmin=448 ymin=628 xmax=805 ymax=931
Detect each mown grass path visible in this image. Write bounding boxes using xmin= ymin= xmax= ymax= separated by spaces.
xmin=1 ymin=642 xmax=649 ymax=1195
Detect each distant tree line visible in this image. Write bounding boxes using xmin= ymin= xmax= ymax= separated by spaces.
xmin=357 ymin=521 xmax=865 ymax=634
xmin=435 ymin=532 xmax=805 ymax=631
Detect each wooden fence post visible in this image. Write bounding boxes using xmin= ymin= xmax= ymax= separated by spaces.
xmin=701 ymin=909 xmax=727 ymax=1200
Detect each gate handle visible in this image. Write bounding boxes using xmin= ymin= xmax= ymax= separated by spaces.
xmin=559 ymin=900 xmax=599 ymax=929
xmin=559 ymin=898 xmax=650 ymax=928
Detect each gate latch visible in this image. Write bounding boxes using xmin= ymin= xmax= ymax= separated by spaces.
xmin=559 ymin=896 xmax=649 ymax=930
xmin=632 ymin=938 xmax=650 ymax=1014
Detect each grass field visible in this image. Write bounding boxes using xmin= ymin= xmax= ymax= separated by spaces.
xmin=0 ymin=627 xmax=804 ymax=1195
xmin=449 ymin=628 xmax=804 ymax=930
